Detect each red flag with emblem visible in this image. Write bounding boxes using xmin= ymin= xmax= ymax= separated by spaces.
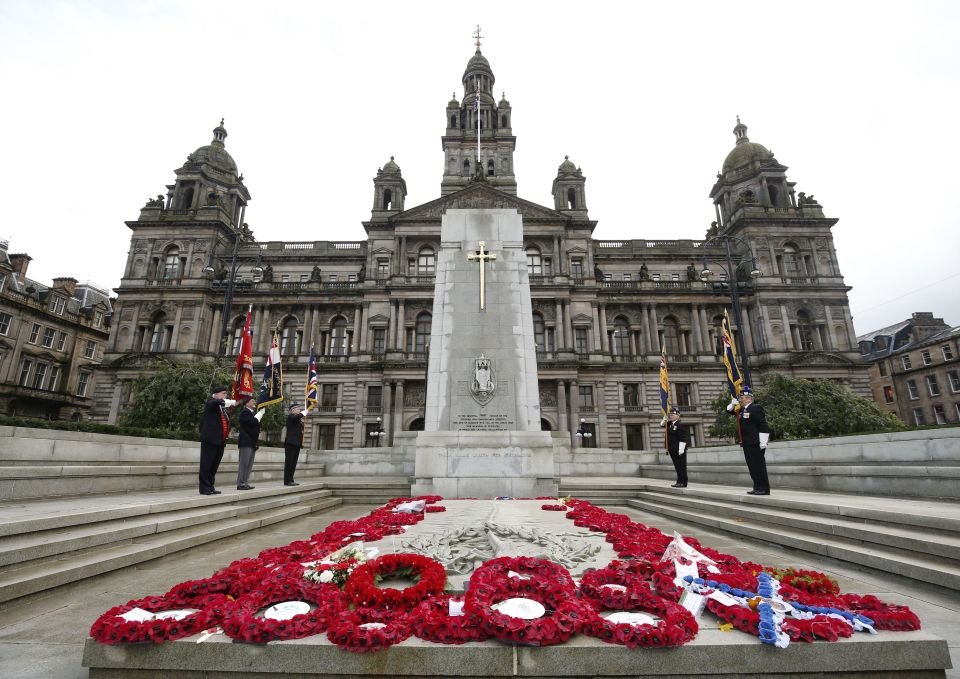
xmin=232 ymin=306 xmax=254 ymax=400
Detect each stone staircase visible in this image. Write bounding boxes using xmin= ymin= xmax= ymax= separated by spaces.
xmin=560 ymin=478 xmax=960 ymax=592
xmin=321 ymin=477 xmax=413 ymax=504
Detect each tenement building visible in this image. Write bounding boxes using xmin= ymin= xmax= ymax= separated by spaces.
xmin=0 ymin=239 xmax=112 ymax=420
xmin=858 ymin=312 xmax=960 ymax=426
xmin=92 ymin=46 xmax=868 ymax=449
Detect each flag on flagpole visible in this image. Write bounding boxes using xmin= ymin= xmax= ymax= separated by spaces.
xmin=256 ymin=331 xmax=284 ymax=409
xmin=304 ymin=346 xmax=318 ymax=410
xmin=658 ymin=343 xmax=670 ymax=418
xmin=231 ymin=306 xmax=255 ymax=401
xmin=721 ymin=309 xmax=744 ymax=400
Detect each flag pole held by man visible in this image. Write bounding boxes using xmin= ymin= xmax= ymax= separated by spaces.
xmin=658 ymin=345 xmax=690 ymax=488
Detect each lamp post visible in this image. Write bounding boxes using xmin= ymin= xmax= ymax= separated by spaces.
xmin=369 ymin=416 xmax=387 ymax=446
xmin=575 ymin=417 xmax=593 ymax=448
xmin=203 ymin=226 xmax=263 ymax=366
xmin=699 ymin=234 xmax=762 ymax=387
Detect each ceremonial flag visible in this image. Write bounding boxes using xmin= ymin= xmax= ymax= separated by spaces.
xmin=658 ymin=343 xmax=670 ymax=418
xmin=304 ymin=345 xmax=318 ymax=410
xmin=474 ymin=77 xmax=480 ymax=112
xmin=231 ymin=306 xmax=254 ymax=401
xmin=257 ymin=331 xmax=283 ymax=409
xmin=721 ymin=309 xmax=744 ymax=400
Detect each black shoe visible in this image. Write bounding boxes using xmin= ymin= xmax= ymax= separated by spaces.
xmin=211 ymin=490 xmax=222 ymax=494
xmin=747 ymin=490 xmax=770 ymax=495
xmin=238 ymin=484 xmax=255 ymax=490
xmin=200 ymin=490 xmax=215 ymax=495
xmin=670 ymin=483 xmax=682 ymax=488
xmin=284 ymin=482 xmax=300 ymax=486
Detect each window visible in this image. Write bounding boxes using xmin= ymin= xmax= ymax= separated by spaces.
xmin=671 ymin=273 xmax=680 ymax=282
xmin=674 ymin=383 xmax=693 ymax=407
xmin=948 ymin=370 xmax=960 ymax=393
xmin=94 ymin=311 xmax=103 ymax=328
xmin=574 ymin=328 xmax=589 ymax=354
xmin=623 ymin=383 xmax=640 ymax=408
xmin=162 ymin=249 xmax=180 ymax=279
xmin=912 ymin=407 xmax=925 ymax=426
xmin=543 ymin=258 xmax=552 ymax=275
xmin=377 ymin=259 xmax=389 ymax=277
xmin=875 ymin=336 xmax=888 ymax=351
xmin=320 ymin=384 xmax=338 ymax=407
xmin=148 ymin=313 xmax=170 ymax=352
xmin=652 ymin=273 xmax=661 ymax=282
xmin=32 ymin=363 xmax=47 ymax=389
xmin=662 ymin=316 xmax=681 ymax=356
xmin=50 ymin=295 xmax=66 ymax=315
xmin=612 ymin=317 xmax=631 ymax=356
xmin=934 ymin=405 xmax=947 ymax=425
xmin=57 ymin=332 xmax=66 ymax=351
xmin=0 ymin=312 xmax=10 ymax=335
xmin=83 ymin=340 xmax=96 ymax=359
xmin=533 ymin=312 xmax=546 ymax=350
xmin=328 ymin=274 xmax=337 ymax=283
xmin=329 ymin=318 xmax=348 ymax=356
xmin=48 ymin=366 xmax=61 ymax=391
xmin=625 ymin=424 xmax=644 ymax=450
xmin=0 ymin=273 xmax=5 ymax=292
xmin=604 ymin=273 xmax=613 ymax=282
xmin=883 ymin=385 xmax=895 ymax=403
xmin=907 ymin=379 xmax=919 ymax=400
xmin=300 ymin=274 xmax=308 ymax=283
xmin=231 ymin=319 xmax=245 ymax=355
xmin=18 ymin=359 xmax=33 ymax=386
xmin=571 ymin=258 xmax=584 ymax=279
xmin=579 ymin=385 xmax=595 ymax=410
xmin=944 ymin=345 xmax=955 ymax=361
xmin=316 ymin=425 xmax=337 ymax=450
xmin=414 ymin=312 xmax=431 ymax=353
xmin=280 ymin=318 xmax=299 ymax=356
xmin=878 ymin=361 xmax=888 ymax=377
xmin=366 ymin=386 xmax=383 ymax=410
xmin=796 ymin=310 xmax=814 ymax=351
xmin=348 ymin=274 xmax=357 ymax=283
xmin=30 ymin=323 xmax=41 ymax=343
xmin=417 ymin=248 xmax=436 ymax=275
xmin=372 ymin=328 xmax=386 ymax=355
xmin=77 ymin=372 xmax=90 ymax=397
xmin=927 ymin=375 xmax=941 ymax=396
xmin=526 ymin=248 xmax=543 ymax=275
xmin=42 ymin=328 xmax=56 ymax=348
xmin=922 ymin=350 xmax=932 ymax=366
xmin=902 ymin=356 xmax=912 ymax=370
xmin=623 ymin=273 xmax=631 ymax=282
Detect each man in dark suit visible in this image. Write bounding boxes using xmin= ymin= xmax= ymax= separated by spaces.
xmin=283 ymin=404 xmax=307 ymax=486
xmin=727 ymin=386 xmax=771 ymax=495
xmin=662 ymin=407 xmax=690 ymax=488
xmin=236 ymin=396 xmax=264 ymax=490
xmin=199 ymin=386 xmax=236 ymax=495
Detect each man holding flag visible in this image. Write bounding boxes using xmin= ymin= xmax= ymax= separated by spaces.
xmin=256 ymin=331 xmax=284 ymax=410
xmin=658 ymin=345 xmax=690 ymax=487
xmin=282 ymin=346 xmax=318 ymax=487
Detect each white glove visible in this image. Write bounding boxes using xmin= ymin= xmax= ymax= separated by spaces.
xmin=254 ymin=409 xmax=265 ymax=421
xmin=659 ymin=417 xmax=668 ymax=427
xmin=726 ymin=397 xmax=738 ymax=412
xmin=222 ymin=398 xmax=237 ymax=407
xmin=678 ymin=442 xmax=687 ymax=455
xmin=759 ymin=433 xmax=770 ymax=449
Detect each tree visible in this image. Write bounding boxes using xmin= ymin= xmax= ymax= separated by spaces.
xmin=120 ymin=360 xmax=232 ymax=432
xmin=708 ymin=374 xmax=905 ymax=441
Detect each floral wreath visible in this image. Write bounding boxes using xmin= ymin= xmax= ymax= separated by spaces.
xmin=410 ymin=595 xmax=489 ymax=645
xmin=221 ymin=578 xmax=344 ymax=643
xmin=582 ymin=595 xmax=698 ymax=648
xmin=89 ymin=592 xmax=230 ymax=644
xmin=344 ymin=553 xmax=447 ymax=610
xmin=326 ymin=606 xmax=412 ymax=653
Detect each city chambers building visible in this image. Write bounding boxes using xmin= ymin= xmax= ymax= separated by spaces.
xmin=91 ymin=46 xmax=869 ymax=449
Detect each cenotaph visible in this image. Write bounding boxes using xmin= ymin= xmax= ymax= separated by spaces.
xmin=410 ymin=208 xmax=561 ymax=498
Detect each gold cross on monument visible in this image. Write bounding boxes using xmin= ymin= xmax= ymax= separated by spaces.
xmin=472 ymin=25 xmax=483 ymax=50
xmin=467 ymin=240 xmax=497 ymax=310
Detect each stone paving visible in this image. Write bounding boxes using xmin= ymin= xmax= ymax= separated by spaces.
xmin=0 ymin=500 xmax=957 ymax=679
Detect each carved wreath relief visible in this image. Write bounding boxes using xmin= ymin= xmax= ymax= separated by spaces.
xmin=470 ymin=353 xmax=496 ymax=405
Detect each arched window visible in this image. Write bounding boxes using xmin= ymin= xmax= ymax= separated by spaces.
xmin=540 ymin=418 xmax=552 ymax=431
xmin=768 ymin=183 xmax=781 ymax=206
xmin=329 ymin=317 xmax=347 ymax=356
xmin=280 ymin=317 xmax=299 ymax=357
xmin=230 ymin=316 xmax=246 ymax=355
xmin=796 ymin=310 xmax=814 ymax=351
xmin=662 ymin=316 xmax=681 ymax=356
xmin=567 ymin=188 xmax=577 ymax=209
xmin=463 ymin=159 xmax=471 ymax=176
xmin=149 ymin=312 xmax=169 ymax=352
xmin=417 ymin=247 xmax=436 ymax=275
xmin=414 ymin=312 xmax=431 ymax=353
xmin=487 ymin=159 xmax=495 ymax=176
xmin=501 ymin=114 xmax=509 ymax=128
xmin=532 ymin=312 xmax=546 ymax=351
xmin=450 ymin=114 xmax=457 ymax=128
xmin=712 ymin=315 xmax=726 ymax=356
xmin=382 ymin=189 xmax=392 ymax=210
xmin=408 ymin=417 xmax=425 ymax=432
xmin=179 ymin=186 xmax=194 ymax=209
xmin=162 ymin=247 xmax=181 ymax=280
xmin=526 ymin=247 xmax=543 ymax=275
xmin=779 ymin=242 xmax=801 ymax=277
xmin=613 ymin=317 xmax=631 ymax=356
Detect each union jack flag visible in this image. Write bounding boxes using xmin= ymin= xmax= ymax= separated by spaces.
xmin=304 ymin=346 xmax=318 ymax=410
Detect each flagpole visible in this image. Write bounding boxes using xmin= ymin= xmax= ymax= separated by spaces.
xmin=476 ymin=75 xmax=481 ymax=170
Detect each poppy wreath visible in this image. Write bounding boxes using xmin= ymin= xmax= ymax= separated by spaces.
xmin=465 ymin=573 xmax=590 ymax=646
xmin=581 ymin=595 xmax=698 ymax=649
xmin=89 ymin=593 xmax=229 ymax=644
xmin=410 ymin=595 xmax=489 ymax=645
xmin=579 ymin=565 xmax=665 ymax=612
xmin=326 ymin=606 xmax=413 ymax=653
xmin=540 ymin=504 xmax=567 ymax=511
xmin=344 ymin=553 xmax=447 ymax=610
xmin=767 ymin=567 xmax=840 ymax=597
xmin=425 ymin=505 xmax=447 ymax=513
xmin=164 ymin=575 xmax=234 ymax=604
xmin=782 ymin=616 xmax=854 ymax=643
xmin=467 ymin=555 xmax=578 ymax=594
xmin=221 ymin=577 xmax=343 ymax=643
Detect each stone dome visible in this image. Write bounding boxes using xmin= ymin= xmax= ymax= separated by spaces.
xmin=189 ymin=121 xmax=238 ymax=175
xmin=382 ymin=156 xmax=401 ymax=174
xmin=558 ymin=155 xmax=577 ymax=173
xmin=462 ymin=49 xmax=494 ymax=84
xmin=722 ymin=141 xmax=773 ymax=173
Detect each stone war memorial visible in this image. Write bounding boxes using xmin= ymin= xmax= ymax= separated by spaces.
xmin=0 ymin=27 xmax=954 ymax=679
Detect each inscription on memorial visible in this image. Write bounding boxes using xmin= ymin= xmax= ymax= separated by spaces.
xmin=453 ymin=413 xmax=515 ymax=430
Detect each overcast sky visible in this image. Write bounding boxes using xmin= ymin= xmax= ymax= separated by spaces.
xmin=1 ymin=1 xmax=958 ymax=335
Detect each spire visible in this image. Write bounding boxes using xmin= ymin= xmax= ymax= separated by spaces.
xmin=733 ymin=115 xmax=749 ymax=145
xmin=212 ymin=118 xmax=228 ymax=147
xmin=472 ymin=24 xmax=483 ymax=50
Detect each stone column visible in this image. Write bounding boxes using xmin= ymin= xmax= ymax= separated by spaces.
xmin=640 ymin=305 xmax=650 ymax=354
xmin=556 ymin=380 xmax=568 ymax=432
xmin=353 ymin=385 xmax=365 ymax=449
xmin=128 ymin=305 xmax=141 ymax=351
xmin=382 ymin=381 xmax=393 ymax=446
xmin=597 ymin=380 xmax=608 ymax=447
xmin=824 ymin=305 xmax=838 ymax=350
xmin=554 ymin=300 xmax=563 ymax=348
xmin=598 ymin=304 xmax=609 ymax=353
xmin=841 ymin=306 xmax=857 ymax=350
xmin=387 ymin=300 xmax=397 ymax=350
xmin=396 ymin=299 xmax=406 ymax=352
xmin=740 ymin=305 xmax=755 ymax=353
xmin=209 ymin=307 xmax=221 ymax=353
xmin=394 ymin=380 xmax=405 ymax=440
xmin=564 ymin=300 xmax=573 ymax=349
xmin=303 ymin=306 xmax=313 ymax=354
xmin=353 ymin=304 xmax=363 ymax=356
xmin=170 ymin=304 xmax=184 ymax=351
xmin=699 ymin=307 xmax=711 ymax=354
xmin=648 ymin=304 xmax=659 ymax=352
xmin=569 ymin=379 xmax=579 ymax=444
xmin=629 ymin=331 xmax=637 ymax=356
xmin=690 ymin=304 xmax=703 ymax=353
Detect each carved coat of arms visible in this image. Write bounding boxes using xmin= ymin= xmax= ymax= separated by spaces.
xmin=470 ymin=353 xmax=496 ymax=405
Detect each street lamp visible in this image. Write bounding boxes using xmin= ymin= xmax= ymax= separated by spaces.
xmin=699 ymin=234 xmax=762 ymax=387
xmin=369 ymin=416 xmax=387 ymax=446
xmin=575 ymin=418 xmax=593 ymax=448
xmin=203 ymin=225 xmax=263 ymax=365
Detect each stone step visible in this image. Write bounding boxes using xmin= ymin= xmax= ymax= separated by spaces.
xmin=0 ymin=489 xmax=335 ymax=567
xmin=0 ymin=493 xmax=343 ymax=604
xmin=625 ymin=497 xmax=960 ymax=591
xmin=634 ymin=489 xmax=960 ymax=563
xmin=320 ymin=478 xmax=412 ymax=504
xmin=0 ymin=463 xmax=326 ymax=501
xmin=0 ymin=480 xmax=332 ymax=537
